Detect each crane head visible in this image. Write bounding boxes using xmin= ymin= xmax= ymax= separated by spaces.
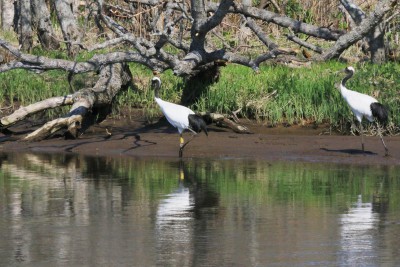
xmin=344 ymin=66 xmax=355 ymax=74
xmin=151 ymin=77 xmax=161 ymax=89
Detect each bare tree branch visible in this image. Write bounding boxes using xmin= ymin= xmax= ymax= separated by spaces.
xmin=0 ymin=39 xmax=168 ymax=73
xmin=339 ymin=0 xmax=366 ymax=24
xmin=319 ymin=0 xmax=397 ymax=61
xmin=241 ymin=15 xmax=279 ymax=50
xmin=287 ymin=34 xmax=323 ymax=54
xmin=224 ymin=2 xmax=344 ymax=41
xmin=129 ymin=0 xmax=344 ymax=41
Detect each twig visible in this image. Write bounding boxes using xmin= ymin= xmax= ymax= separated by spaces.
xmin=231 ymin=107 xmax=242 ymax=123
xmin=287 ymin=34 xmax=323 ymax=54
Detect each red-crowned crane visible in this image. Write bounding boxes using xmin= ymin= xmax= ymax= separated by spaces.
xmin=151 ymin=77 xmax=208 ymax=157
xmin=339 ymin=66 xmax=389 ymax=156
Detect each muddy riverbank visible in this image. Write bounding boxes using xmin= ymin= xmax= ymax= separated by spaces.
xmin=0 ymin=113 xmax=398 ymax=165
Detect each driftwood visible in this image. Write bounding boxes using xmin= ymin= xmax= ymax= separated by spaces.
xmin=0 ymin=63 xmax=132 ymax=141
xmin=200 ymin=112 xmax=252 ymax=134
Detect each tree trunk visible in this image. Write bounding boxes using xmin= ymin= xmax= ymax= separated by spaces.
xmin=1 ymin=0 xmax=15 ymax=30
xmin=32 ymin=0 xmax=60 ymax=50
xmin=369 ymin=24 xmax=386 ymax=64
xmin=242 ymin=0 xmax=251 ymax=7
xmin=339 ymin=0 xmax=387 ymax=63
xmin=320 ymin=0 xmax=396 ymax=61
xmin=16 ymin=0 xmax=33 ymax=51
xmin=70 ymin=0 xmax=81 ymax=13
xmin=54 ymin=0 xmax=81 ymax=57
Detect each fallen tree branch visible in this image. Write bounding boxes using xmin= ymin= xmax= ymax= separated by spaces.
xmin=24 ymin=115 xmax=82 ymax=141
xmin=0 ymin=96 xmax=74 ymax=127
xmin=200 ymin=112 xmax=252 ymax=134
xmin=1 ymin=63 xmax=133 ymax=141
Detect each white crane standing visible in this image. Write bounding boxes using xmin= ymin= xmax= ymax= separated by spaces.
xmin=151 ymin=77 xmax=208 ymax=157
xmin=339 ymin=66 xmax=389 ymax=156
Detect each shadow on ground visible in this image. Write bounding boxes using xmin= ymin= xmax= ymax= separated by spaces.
xmin=320 ymin=148 xmax=376 ymax=155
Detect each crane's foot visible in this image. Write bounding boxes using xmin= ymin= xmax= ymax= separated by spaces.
xmin=178 ymin=138 xmax=195 ymax=158
xmin=384 ymin=148 xmax=389 ymax=157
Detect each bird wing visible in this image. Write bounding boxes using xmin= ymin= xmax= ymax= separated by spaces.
xmin=155 ymin=98 xmax=195 ymax=132
xmin=341 ymin=89 xmax=378 ymax=121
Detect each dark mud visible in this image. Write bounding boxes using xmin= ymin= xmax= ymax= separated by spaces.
xmin=0 ymin=113 xmax=399 ymax=165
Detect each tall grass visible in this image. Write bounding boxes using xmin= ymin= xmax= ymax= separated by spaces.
xmin=191 ymin=62 xmax=400 ymax=131
xmin=1 ymin=62 xmax=399 ymax=134
xmin=208 ymin=63 xmax=345 ymax=125
xmin=0 ymin=69 xmax=71 ymax=119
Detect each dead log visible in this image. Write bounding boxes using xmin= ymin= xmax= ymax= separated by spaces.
xmin=0 ymin=63 xmax=132 ymax=141
xmin=200 ymin=112 xmax=252 ymax=134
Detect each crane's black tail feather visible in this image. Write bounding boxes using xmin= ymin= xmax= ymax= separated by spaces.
xmin=371 ymin=102 xmax=389 ymax=126
xmin=188 ymin=114 xmax=208 ymax=136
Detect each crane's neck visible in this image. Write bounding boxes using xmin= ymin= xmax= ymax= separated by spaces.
xmin=341 ymin=71 xmax=353 ymax=89
xmin=154 ymin=86 xmax=160 ymax=99
xmin=152 ymin=77 xmax=161 ymax=99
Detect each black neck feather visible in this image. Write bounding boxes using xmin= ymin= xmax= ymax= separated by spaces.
xmin=341 ymin=70 xmax=353 ymax=87
xmin=152 ymin=79 xmax=161 ymax=98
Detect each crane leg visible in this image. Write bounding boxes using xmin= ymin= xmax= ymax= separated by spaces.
xmin=377 ymin=123 xmax=389 ymax=156
xmin=179 ymin=134 xmax=184 ymax=158
xmin=360 ymin=122 xmax=365 ymax=153
xmin=179 ymin=133 xmax=197 ymax=158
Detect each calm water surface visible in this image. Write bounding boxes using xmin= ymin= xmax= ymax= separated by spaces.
xmin=0 ymin=153 xmax=400 ymax=266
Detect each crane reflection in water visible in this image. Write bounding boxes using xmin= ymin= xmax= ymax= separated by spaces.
xmin=155 ymin=160 xmax=220 ymax=265
xmin=339 ymin=192 xmax=390 ymax=266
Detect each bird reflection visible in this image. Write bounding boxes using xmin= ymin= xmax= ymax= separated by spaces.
xmin=155 ymin=160 xmax=219 ymax=265
xmin=155 ymin=161 xmax=194 ymax=265
xmin=156 ymin=162 xmax=193 ymax=223
xmin=339 ymin=195 xmax=378 ymax=265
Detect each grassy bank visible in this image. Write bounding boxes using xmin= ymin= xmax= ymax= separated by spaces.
xmin=120 ymin=61 xmax=400 ymax=133
xmin=199 ymin=62 xmax=400 ymax=130
xmin=1 ymin=61 xmax=399 ymax=134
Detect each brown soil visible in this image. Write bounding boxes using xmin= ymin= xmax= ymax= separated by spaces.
xmin=0 ymin=111 xmax=399 ymax=165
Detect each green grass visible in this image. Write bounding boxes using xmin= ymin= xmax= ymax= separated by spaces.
xmin=0 ymin=69 xmax=71 ymax=118
xmin=217 ymin=62 xmax=399 ymax=130
xmin=192 ymin=61 xmax=400 ymax=128
xmin=1 ymin=61 xmax=400 ymax=134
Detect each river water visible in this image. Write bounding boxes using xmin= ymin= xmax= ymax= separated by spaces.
xmin=0 ymin=152 xmax=399 ymax=266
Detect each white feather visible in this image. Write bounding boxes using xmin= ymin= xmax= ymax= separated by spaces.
xmin=155 ymin=97 xmax=195 ymax=134
xmin=340 ymin=83 xmax=378 ymax=122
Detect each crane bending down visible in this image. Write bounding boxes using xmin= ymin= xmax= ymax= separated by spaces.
xmin=339 ymin=66 xmax=389 ymax=156
xmin=152 ymin=77 xmax=208 ymax=157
